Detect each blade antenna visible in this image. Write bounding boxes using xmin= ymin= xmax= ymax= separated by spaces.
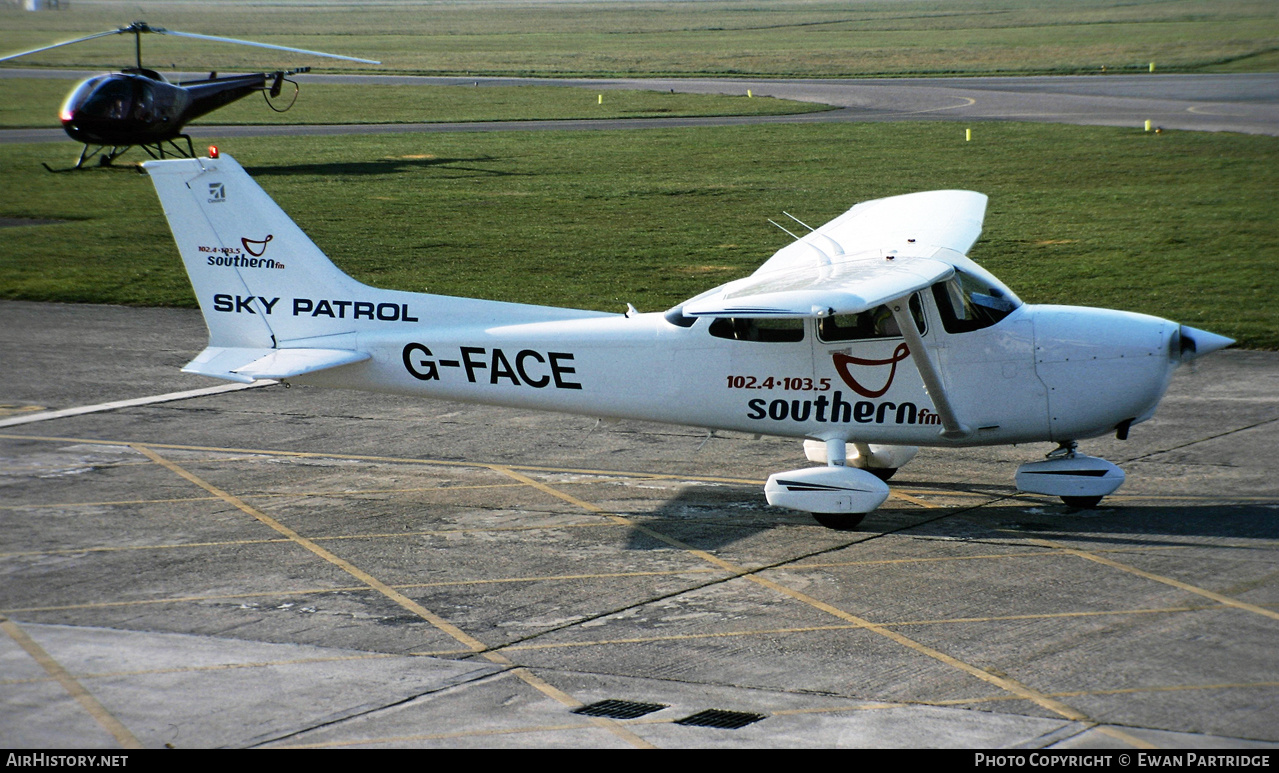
xmin=783 ymin=212 xmax=816 ymax=232
xmin=767 ymin=219 xmax=804 ymax=242
xmin=769 ymin=219 xmax=831 ymax=265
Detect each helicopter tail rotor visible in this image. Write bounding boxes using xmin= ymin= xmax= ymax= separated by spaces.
xmin=264 ymin=67 xmax=307 ymax=111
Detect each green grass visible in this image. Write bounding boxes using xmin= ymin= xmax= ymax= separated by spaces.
xmin=1 ymin=0 xmax=1275 ymax=77
xmin=0 ymin=79 xmax=827 ymax=129
xmin=2 ymin=122 xmax=1275 ymax=348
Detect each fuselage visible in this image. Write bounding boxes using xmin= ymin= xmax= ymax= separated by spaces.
xmin=281 ymin=287 xmax=1182 ymax=448
xmin=59 ymin=71 xmax=267 ymax=146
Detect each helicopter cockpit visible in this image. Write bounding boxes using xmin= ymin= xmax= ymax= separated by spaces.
xmin=60 ymin=72 xmax=187 ymax=144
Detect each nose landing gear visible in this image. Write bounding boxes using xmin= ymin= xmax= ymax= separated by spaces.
xmin=1015 ymin=441 xmax=1125 ymax=507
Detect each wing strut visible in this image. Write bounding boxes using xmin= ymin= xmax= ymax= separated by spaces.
xmin=889 ymin=297 xmax=971 ymax=440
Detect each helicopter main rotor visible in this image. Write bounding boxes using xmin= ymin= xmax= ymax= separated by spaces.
xmin=0 ymin=21 xmax=380 ymax=69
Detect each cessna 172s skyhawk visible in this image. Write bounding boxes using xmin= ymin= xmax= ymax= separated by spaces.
xmin=142 ymin=154 xmax=1233 ymax=529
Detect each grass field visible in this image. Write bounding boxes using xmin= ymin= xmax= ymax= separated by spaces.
xmin=1 ymin=0 xmax=1275 ymax=78
xmin=2 ymin=122 xmax=1275 ymax=349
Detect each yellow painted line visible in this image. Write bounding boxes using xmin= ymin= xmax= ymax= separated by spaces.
xmin=131 ymin=444 xmax=490 ymax=650
xmin=793 ymin=544 xmax=1195 ymax=571
xmin=0 ymin=616 xmax=142 ymax=749
xmin=5 ymin=432 xmax=1276 ymax=509
xmin=888 ymin=489 xmax=941 ymax=508
xmin=275 ymin=720 xmax=616 ymax=748
xmin=0 ymin=432 xmax=764 ymax=485
xmin=1051 ymin=680 xmax=1279 ymax=700
xmin=0 ymin=404 xmax=46 ymax=417
xmin=0 ymin=496 xmax=224 ymax=511
xmin=770 ymin=702 xmax=904 ymax=716
xmin=0 ymin=652 xmax=401 ymax=686
xmin=495 ymin=605 xmax=1217 ymax=653
xmin=1096 ymin=726 xmax=1160 ymax=749
xmin=0 ymin=520 xmax=617 ymax=560
xmin=490 ymin=468 xmax=1096 ymax=724
xmin=1026 ymin=537 xmax=1279 ymax=622
xmin=931 ymin=680 xmax=1279 ymax=708
xmin=129 ymin=444 xmax=653 ymax=749
xmin=3 ymin=567 xmax=723 ymax=615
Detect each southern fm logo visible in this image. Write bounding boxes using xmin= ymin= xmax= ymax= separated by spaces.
xmin=832 ymin=343 xmax=910 ymax=398
xmin=199 ymin=234 xmax=284 ymax=269
xmin=207 ymin=182 xmax=226 ymax=203
xmin=744 ymin=344 xmax=940 ymax=426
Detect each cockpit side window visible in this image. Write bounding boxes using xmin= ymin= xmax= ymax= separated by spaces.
xmin=817 ymin=294 xmax=926 ymax=343
xmin=931 ymin=270 xmax=1020 ymax=334
xmin=708 ymin=317 xmax=805 ymax=343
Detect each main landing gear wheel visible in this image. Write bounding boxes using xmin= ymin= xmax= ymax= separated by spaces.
xmin=812 ymin=513 xmax=866 ymax=530
xmin=1060 ymin=495 xmax=1103 ymax=508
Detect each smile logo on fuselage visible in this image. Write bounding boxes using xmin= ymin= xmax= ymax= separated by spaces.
xmin=241 ymin=234 xmax=274 ymax=257
xmin=831 ymin=343 xmax=910 ymax=398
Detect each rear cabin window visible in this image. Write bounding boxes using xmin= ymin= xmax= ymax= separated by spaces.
xmin=708 ymin=317 xmax=805 ymax=343
xmin=931 ymin=270 xmax=1019 ymax=334
xmin=817 ymin=295 xmax=927 ymax=343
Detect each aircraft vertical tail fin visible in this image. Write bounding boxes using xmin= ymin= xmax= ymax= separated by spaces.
xmin=143 ymin=153 xmax=368 ymax=350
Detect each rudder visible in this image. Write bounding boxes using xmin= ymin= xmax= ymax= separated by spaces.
xmin=143 ymin=154 xmax=366 ymax=348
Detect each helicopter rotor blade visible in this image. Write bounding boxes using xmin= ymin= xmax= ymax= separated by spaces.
xmin=151 ymin=29 xmax=380 ymax=64
xmin=0 ymin=29 xmax=128 ymax=63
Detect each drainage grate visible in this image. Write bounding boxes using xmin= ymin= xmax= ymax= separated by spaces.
xmin=675 ymin=709 xmax=765 ymax=729
xmin=573 ymin=700 xmax=668 ymax=720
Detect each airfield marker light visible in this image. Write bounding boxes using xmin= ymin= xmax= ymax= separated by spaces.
xmin=748 ymin=89 xmax=753 ymax=98
xmin=208 ymin=145 xmax=219 ymax=158
xmin=598 ymin=94 xmax=603 ymax=104
xmin=966 ymin=128 xmax=972 ymax=141
xmin=1145 ymin=120 xmax=1152 ymax=132
xmin=1150 ymin=61 xmax=1156 ymax=72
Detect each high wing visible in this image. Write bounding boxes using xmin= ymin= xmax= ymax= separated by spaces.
xmin=682 ymin=190 xmax=986 ymax=318
xmin=682 ymin=253 xmax=954 ymax=318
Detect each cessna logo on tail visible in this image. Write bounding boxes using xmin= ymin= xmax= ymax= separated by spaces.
xmin=832 ymin=343 xmax=911 ymax=398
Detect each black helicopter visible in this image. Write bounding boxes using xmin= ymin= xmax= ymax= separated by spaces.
xmin=0 ymin=21 xmax=379 ymax=169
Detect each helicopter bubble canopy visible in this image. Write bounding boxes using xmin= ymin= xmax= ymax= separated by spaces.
xmin=60 ymin=73 xmax=190 ymax=145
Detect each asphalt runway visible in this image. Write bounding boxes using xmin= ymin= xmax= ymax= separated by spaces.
xmin=1 ymin=300 xmax=1276 ymax=749
xmin=2 ymin=71 xmax=1278 ymax=143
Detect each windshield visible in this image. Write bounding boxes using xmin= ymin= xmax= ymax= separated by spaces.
xmin=931 ymin=269 xmax=1021 ymax=334
xmin=73 ymin=77 xmax=134 ymax=120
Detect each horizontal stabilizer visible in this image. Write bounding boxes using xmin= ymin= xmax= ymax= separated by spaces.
xmin=682 ymin=255 xmax=953 ymax=318
xmin=182 ymin=346 xmax=370 ymax=384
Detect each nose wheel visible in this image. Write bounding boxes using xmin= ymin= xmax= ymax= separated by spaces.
xmin=811 ymin=513 xmax=866 ymax=530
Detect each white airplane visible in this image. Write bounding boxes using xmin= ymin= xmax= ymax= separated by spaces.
xmin=142 ymin=153 xmax=1233 ymax=529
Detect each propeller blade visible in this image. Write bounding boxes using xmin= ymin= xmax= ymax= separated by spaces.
xmin=152 ymin=29 xmax=380 ymax=64
xmin=0 ymin=29 xmax=126 ymax=63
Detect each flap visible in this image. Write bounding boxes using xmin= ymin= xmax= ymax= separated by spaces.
xmin=182 ymin=346 xmax=370 ymax=383
xmin=682 ymin=255 xmax=954 ymax=318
